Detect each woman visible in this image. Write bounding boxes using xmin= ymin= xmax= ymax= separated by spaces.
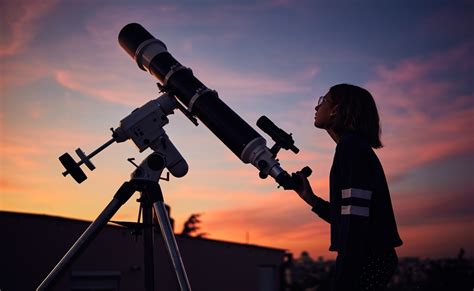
xmin=295 ymin=84 xmax=403 ymax=290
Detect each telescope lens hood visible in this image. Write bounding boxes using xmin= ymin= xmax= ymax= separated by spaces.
xmin=118 ymin=23 xmax=159 ymax=59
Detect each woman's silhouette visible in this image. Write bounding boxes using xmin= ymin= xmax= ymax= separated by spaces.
xmin=295 ymin=84 xmax=403 ymax=290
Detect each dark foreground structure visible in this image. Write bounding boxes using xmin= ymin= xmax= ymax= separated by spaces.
xmin=0 ymin=211 xmax=286 ymax=291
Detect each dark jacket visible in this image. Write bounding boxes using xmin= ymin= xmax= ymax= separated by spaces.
xmin=312 ymin=132 xmax=403 ymax=258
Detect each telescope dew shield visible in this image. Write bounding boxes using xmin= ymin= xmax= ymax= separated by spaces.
xmin=118 ymin=23 xmax=263 ymax=161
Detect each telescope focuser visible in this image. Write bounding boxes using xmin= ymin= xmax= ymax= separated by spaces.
xmin=275 ymin=166 xmax=313 ymax=190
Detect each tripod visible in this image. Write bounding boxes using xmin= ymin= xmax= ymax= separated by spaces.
xmin=37 ymin=152 xmax=192 ymax=291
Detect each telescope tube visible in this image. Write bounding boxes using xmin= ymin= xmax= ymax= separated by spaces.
xmin=119 ymin=23 xmax=264 ymax=161
xmin=118 ymin=23 xmax=311 ymax=188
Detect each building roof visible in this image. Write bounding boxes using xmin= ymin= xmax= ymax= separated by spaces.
xmin=0 ymin=210 xmax=287 ymax=253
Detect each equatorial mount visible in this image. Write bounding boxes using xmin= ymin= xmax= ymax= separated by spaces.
xmin=59 ymin=93 xmax=187 ymax=183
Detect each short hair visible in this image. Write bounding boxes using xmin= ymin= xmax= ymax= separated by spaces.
xmin=329 ymin=84 xmax=383 ymax=149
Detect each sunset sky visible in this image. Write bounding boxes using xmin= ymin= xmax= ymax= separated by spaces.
xmin=1 ymin=0 xmax=473 ymax=260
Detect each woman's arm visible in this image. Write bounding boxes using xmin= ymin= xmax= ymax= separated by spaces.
xmin=295 ymin=173 xmax=331 ymax=223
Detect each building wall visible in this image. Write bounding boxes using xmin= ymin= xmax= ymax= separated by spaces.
xmin=0 ymin=211 xmax=286 ymax=291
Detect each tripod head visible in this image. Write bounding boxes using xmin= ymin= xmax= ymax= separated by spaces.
xmin=59 ymin=93 xmax=188 ymax=183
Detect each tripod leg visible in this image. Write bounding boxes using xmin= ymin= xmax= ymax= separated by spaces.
xmin=132 ymin=175 xmax=192 ymax=290
xmin=141 ymin=193 xmax=155 ymax=291
xmin=154 ymin=201 xmax=192 ymax=291
xmin=37 ymin=182 xmax=136 ymax=291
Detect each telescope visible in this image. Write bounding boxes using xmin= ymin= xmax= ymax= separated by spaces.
xmin=41 ymin=23 xmax=312 ymax=291
xmin=60 ymin=23 xmax=310 ymax=188
xmin=117 ymin=23 xmax=311 ymax=189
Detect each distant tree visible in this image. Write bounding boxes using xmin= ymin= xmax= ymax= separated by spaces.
xmin=299 ymin=251 xmax=314 ymax=264
xmin=291 ymin=251 xmax=321 ymax=290
xmin=180 ymin=213 xmax=208 ymax=238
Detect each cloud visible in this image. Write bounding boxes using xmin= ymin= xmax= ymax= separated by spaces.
xmin=201 ymin=190 xmax=331 ymax=251
xmin=0 ymin=178 xmax=27 ymax=193
xmin=53 ymin=69 xmax=150 ymax=107
xmin=397 ymin=219 xmax=474 ymax=258
xmin=365 ymin=42 xmax=474 ymax=180
xmin=0 ymin=0 xmax=59 ymax=57
xmin=394 ymin=190 xmax=474 ymax=227
xmin=0 ymin=127 xmax=103 ymax=171
xmin=379 ymin=108 xmax=474 ymax=180
xmin=52 ymin=57 xmax=315 ymax=107
xmin=1 ymin=57 xmax=53 ymax=87
xmin=368 ymin=42 xmax=473 ymax=112
xmin=191 ymin=62 xmax=315 ymax=100
xmin=44 ymin=6 xmax=319 ymax=106
xmin=2 ymin=1 xmax=320 ymax=107
xmin=0 ymin=1 xmax=61 ymax=88
xmin=0 ymin=138 xmax=43 ymax=169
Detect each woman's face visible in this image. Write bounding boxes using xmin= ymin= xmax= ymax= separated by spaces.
xmin=314 ymin=92 xmax=336 ymax=129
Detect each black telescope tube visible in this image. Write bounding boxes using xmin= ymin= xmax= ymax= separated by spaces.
xmin=118 ymin=23 xmax=262 ymax=159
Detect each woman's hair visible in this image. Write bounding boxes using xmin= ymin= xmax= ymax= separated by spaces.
xmin=329 ymin=84 xmax=383 ymax=148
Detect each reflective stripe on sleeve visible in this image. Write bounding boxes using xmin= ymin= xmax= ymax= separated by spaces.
xmin=341 ymin=205 xmax=370 ymax=217
xmin=342 ymin=188 xmax=372 ymax=200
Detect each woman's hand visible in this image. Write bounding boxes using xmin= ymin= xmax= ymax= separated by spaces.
xmin=294 ymin=171 xmax=320 ymax=208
